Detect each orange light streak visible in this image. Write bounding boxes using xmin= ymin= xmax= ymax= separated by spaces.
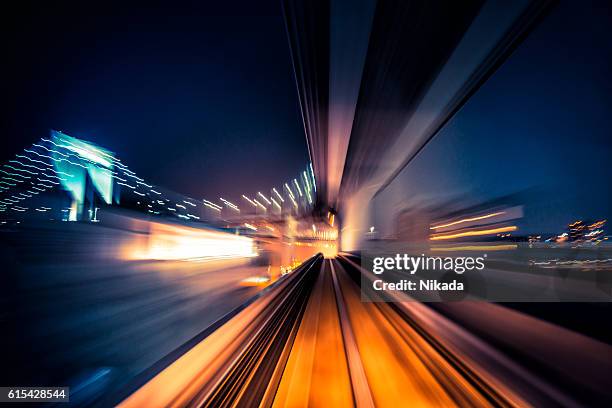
xmin=430 ymin=212 xmax=506 ymax=230
xmin=430 ymin=225 xmax=517 ymax=241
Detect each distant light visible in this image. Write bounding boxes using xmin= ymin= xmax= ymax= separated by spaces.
xmin=285 ymin=183 xmax=296 ymax=200
xmin=272 ymin=188 xmax=284 ymax=202
xmin=309 ymin=163 xmax=316 ymax=192
xmin=203 ymin=199 xmax=222 ymax=211
xmin=270 ymin=197 xmax=281 ymax=210
xmin=430 ymin=211 xmax=506 ymax=230
xmin=220 ymin=197 xmax=240 ymax=212
xmin=430 ymin=225 xmax=517 ymax=241
xmin=370 ymin=226 xmax=375 ymax=233
xmin=293 ymin=179 xmax=303 ymax=196
xmin=252 ymin=199 xmax=267 ymax=211
xmin=257 ymin=192 xmax=272 ymax=205
xmin=242 ymin=195 xmax=258 ymax=207
xmin=124 ymin=222 xmax=256 ymax=261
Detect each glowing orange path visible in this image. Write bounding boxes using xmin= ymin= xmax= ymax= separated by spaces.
xmin=272 ymin=261 xmax=354 ymax=407
xmin=119 ymin=256 xmax=496 ymax=407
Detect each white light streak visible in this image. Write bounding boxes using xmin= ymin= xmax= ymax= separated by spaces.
xmin=272 ymin=187 xmax=284 ymax=202
xmin=285 ymin=183 xmax=295 ymax=200
xmin=252 ymin=199 xmax=267 ymax=211
xmin=220 ymin=197 xmax=240 ymax=212
xmin=257 ymin=192 xmax=271 ymax=205
xmin=293 ymin=179 xmax=302 ymax=196
xmin=242 ymin=195 xmax=258 ymax=207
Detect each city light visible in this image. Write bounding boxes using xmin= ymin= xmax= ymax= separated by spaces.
xmin=430 ymin=211 xmax=506 ymax=230
xmin=430 ymin=225 xmax=518 ymax=241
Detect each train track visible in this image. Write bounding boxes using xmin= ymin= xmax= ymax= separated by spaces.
xmin=119 ymin=254 xmax=597 ymax=407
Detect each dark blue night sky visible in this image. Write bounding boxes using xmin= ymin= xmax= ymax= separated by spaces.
xmin=0 ymin=2 xmax=309 ymax=201
xmin=398 ymin=1 xmax=612 ymax=234
xmin=0 ymin=1 xmax=610 ymax=232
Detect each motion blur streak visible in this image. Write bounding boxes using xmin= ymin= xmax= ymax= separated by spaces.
xmin=331 ymin=259 xmax=489 ymax=408
xmin=119 ymin=255 xmax=322 ymax=408
xmin=272 ymin=261 xmax=354 ymax=407
xmin=430 ymin=225 xmax=518 ymax=240
xmin=430 ymin=211 xmax=506 ymax=230
xmin=121 ymin=221 xmax=256 ymax=261
xmin=122 ymin=256 xmax=541 ymax=408
xmin=430 ymin=244 xmax=518 ymax=251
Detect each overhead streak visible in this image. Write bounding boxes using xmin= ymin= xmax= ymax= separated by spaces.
xmin=283 ymin=0 xmax=552 ymax=249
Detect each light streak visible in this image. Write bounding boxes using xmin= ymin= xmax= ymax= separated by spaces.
xmin=271 ymin=197 xmax=281 ymax=210
xmin=285 ymin=183 xmax=295 ymax=199
xmin=203 ymin=199 xmax=222 ymax=210
xmin=220 ymin=198 xmax=240 ymax=212
xmin=430 ymin=211 xmax=506 ymax=230
xmin=273 ymin=188 xmax=284 ymax=202
xmin=40 ymin=172 xmax=66 ymax=181
xmin=32 ymin=143 xmax=70 ymax=158
xmin=244 ymin=223 xmax=258 ymax=231
xmin=288 ymin=193 xmax=298 ymax=208
xmin=303 ymin=171 xmax=310 ymax=191
xmin=125 ymin=173 xmax=144 ymax=181
xmin=117 ymin=182 xmax=136 ymax=189
xmin=0 ymin=169 xmax=30 ymax=178
xmin=4 ymin=164 xmax=37 ymax=174
xmin=257 ymin=192 xmax=272 ymax=205
xmin=309 ymin=162 xmax=316 ymax=192
xmin=253 ymin=199 xmax=267 ymax=211
xmin=36 ymin=177 xmax=59 ymax=185
xmin=293 ymin=179 xmax=302 ymax=196
xmin=1 ymin=176 xmax=22 ymax=183
xmin=19 ymin=152 xmax=54 ymax=166
xmin=9 ymin=160 xmax=45 ymax=171
xmin=136 ymin=180 xmax=153 ymax=188
xmin=203 ymin=201 xmax=222 ymax=212
xmin=430 ymin=244 xmax=517 ymax=251
xmin=123 ymin=222 xmax=256 ymax=261
xmin=242 ymin=195 xmax=258 ymax=207
xmin=430 ymin=226 xmax=517 ymax=241
xmin=133 ymin=191 xmax=145 ymax=196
